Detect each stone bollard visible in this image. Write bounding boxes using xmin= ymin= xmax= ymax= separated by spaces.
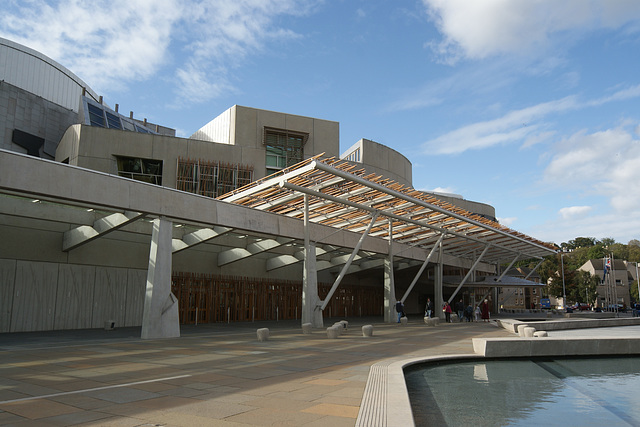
xmin=400 ymin=316 xmax=408 ymax=325
xmin=523 ymin=327 xmax=536 ymax=337
xmin=302 ymin=323 xmax=313 ymax=334
xmin=533 ymin=331 xmax=548 ymax=337
xmin=327 ymin=326 xmax=340 ymax=339
xmin=517 ymin=324 xmax=528 ymax=336
xmin=333 ymin=322 xmax=345 ymax=334
xmin=339 ymin=320 xmax=349 ymax=330
xmin=423 ymin=317 xmax=430 ymax=325
xmin=362 ymin=325 xmax=374 ymax=337
xmin=257 ymin=328 xmax=270 ymax=342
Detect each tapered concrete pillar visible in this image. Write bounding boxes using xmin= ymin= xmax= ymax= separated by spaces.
xmin=383 ymin=220 xmax=396 ymax=323
xmin=434 ymin=243 xmax=444 ymax=320
xmin=303 ymin=241 xmax=323 ymax=328
xmin=141 ymin=217 xmax=180 ymax=339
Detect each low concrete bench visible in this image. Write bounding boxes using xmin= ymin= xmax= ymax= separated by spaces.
xmin=302 ymin=323 xmax=313 ymax=334
xmin=257 ymin=328 xmax=270 ymax=341
xmin=424 ymin=317 xmax=439 ymax=326
xmin=327 ymin=326 xmax=341 ymax=339
xmin=534 ymin=331 xmax=548 ymax=337
xmin=523 ymin=327 xmax=536 ymax=337
xmin=362 ymin=325 xmax=374 ymax=337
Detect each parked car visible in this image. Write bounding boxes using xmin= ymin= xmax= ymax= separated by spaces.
xmin=569 ymin=303 xmax=590 ymax=311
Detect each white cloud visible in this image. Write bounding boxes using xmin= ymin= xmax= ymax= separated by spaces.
xmin=420 ymin=86 xmax=640 ymax=155
xmin=544 ymin=126 xmax=640 ymax=212
xmin=497 ymin=216 xmax=517 ymax=226
xmin=421 ymin=96 xmax=578 ymax=155
xmin=559 ymin=206 xmax=592 ymax=219
xmin=0 ymin=0 xmax=317 ymax=104
xmin=422 ymin=0 xmax=640 ymax=63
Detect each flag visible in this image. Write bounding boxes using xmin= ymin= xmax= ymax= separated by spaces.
xmin=602 ymin=258 xmax=611 ymax=282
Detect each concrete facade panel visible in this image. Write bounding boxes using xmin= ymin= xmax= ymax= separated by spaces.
xmin=92 ymin=267 xmax=128 ymax=329
xmin=0 ymin=259 xmax=17 ymax=332
xmin=124 ymin=269 xmax=146 ymax=327
xmin=11 ymin=261 xmax=59 ymax=332
xmin=54 ymin=264 xmax=96 ymax=330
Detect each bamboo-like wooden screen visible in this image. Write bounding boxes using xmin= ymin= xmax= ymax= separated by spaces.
xmin=171 ymin=272 xmax=383 ymax=324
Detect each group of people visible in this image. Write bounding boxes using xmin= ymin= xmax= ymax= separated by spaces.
xmin=428 ymin=298 xmax=490 ymax=322
xmin=396 ymin=298 xmax=491 ymax=323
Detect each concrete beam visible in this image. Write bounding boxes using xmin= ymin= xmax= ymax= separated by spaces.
xmin=172 ymin=226 xmax=232 ymax=253
xmin=63 ymin=211 xmax=144 ymax=251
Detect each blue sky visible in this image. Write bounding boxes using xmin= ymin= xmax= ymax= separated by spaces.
xmin=2 ymin=0 xmax=640 ymax=246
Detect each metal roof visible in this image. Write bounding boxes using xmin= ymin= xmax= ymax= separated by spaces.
xmin=219 ymin=156 xmax=557 ymax=264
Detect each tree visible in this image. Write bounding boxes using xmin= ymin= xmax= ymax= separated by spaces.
xmin=629 ymin=239 xmax=640 ymax=248
xmin=600 ymin=237 xmax=616 ymax=246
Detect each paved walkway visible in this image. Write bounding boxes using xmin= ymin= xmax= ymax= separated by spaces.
xmin=0 ymin=317 xmax=512 ymax=426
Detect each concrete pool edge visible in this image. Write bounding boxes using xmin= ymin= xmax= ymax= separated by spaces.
xmin=356 ymin=335 xmax=640 ymax=427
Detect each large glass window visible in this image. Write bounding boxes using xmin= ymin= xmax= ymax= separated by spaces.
xmin=87 ymin=103 xmax=105 ymax=127
xmin=264 ymin=128 xmax=307 ymax=175
xmin=116 ymin=156 xmax=162 ymax=185
xmin=176 ymin=158 xmax=254 ymax=198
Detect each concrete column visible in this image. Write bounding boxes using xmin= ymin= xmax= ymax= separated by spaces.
xmin=141 ymin=217 xmax=180 ymax=339
xmin=302 ymin=195 xmax=323 ymax=328
xmin=303 ymin=241 xmax=323 ymax=328
xmin=383 ymin=220 xmax=396 ymax=323
xmin=435 ymin=242 xmax=444 ymax=320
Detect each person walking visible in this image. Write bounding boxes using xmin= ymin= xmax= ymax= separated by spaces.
xmin=425 ymin=298 xmax=433 ymax=318
xmin=481 ymin=299 xmax=490 ymax=322
xmin=456 ymin=299 xmax=464 ymax=322
xmin=395 ymin=300 xmax=404 ymax=323
xmin=443 ymin=301 xmax=452 ymax=323
xmin=474 ymin=305 xmax=481 ymax=322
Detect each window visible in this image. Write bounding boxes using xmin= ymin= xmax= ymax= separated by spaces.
xmin=264 ymin=127 xmax=308 ymax=175
xmin=116 ymin=156 xmax=162 ymax=185
xmin=87 ymin=103 xmax=105 ymax=127
xmin=105 ymin=112 xmax=122 ymax=130
xmin=176 ymin=158 xmax=254 ymax=198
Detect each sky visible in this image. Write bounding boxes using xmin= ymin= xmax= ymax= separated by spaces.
xmin=2 ymin=0 xmax=640 ymax=246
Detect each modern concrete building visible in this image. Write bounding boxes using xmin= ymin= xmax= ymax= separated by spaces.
xmin=0 ymin=38 xmax=557 ymax=337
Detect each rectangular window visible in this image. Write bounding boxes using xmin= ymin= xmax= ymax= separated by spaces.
xmin=87 ymin=103 xmax=105 ymax=127
xmin=176 ymin=158 xmax=253 ymax=198
xmin=105 ymin=112 xmax=122 ymax=130
xmin=116 ymin=156 xmax=162 ymax=185
xmin=264 ymin=127 xmax=308 ymax=175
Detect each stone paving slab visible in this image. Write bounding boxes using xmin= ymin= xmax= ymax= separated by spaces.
xmin=0 ymin=318 xmax=512 ymax=426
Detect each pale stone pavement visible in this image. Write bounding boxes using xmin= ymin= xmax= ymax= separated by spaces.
xmin=0 ymin=317 xmax=513 ymax=426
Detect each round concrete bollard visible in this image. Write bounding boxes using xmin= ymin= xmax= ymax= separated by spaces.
xmin=333 ymin=322 xmax=344 ymax=334
xmin=339 ymin=320 xmax=349 ymax=330
xmin=362 ymin=325 xmax=374 ymax=337
xmin=533 ymin=331 xmax=548 ymax=337
xmin=400 ymin=316 xmax=408 ymax=325
xmin=257 ymin=328 xmax=270 ymax=342
xmin=517 ymin=324 xmax=528 ymax=336
xmin=523 ymin=327 xmax=536 ymax=337
xmin=302 ymin=323 xmax=313 ymax=334
xmin=327 ymin=326 xmax=340 ymax=339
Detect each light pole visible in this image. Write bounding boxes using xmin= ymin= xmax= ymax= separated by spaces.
xmin=561 ymin=253 xmax=567 ymax=310
xmin=635 ymin=262 xmax=639 ymax=305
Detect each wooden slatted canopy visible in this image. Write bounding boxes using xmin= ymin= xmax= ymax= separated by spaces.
xmin=219 ymin=156 xmax=557 ymax=264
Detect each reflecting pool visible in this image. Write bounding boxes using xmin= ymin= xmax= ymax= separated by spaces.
xmin=405 ymin=356 xmax=640 ymax=426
